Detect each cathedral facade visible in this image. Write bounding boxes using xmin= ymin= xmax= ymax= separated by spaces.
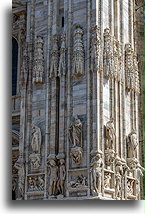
xmin=12 ymin=0 xmax=144 ymax=200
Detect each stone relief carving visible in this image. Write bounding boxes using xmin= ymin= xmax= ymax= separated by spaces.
xmin=90 ymin=25 xmax=101 ymax=72
xmin=28 ymin=175 xmax=44 ymax=191
xmin=29 ymin=154 xmax=41 ymax=170
xmin=104 ymin=173 xmax=111 ymax=189
xmin=127 ymin=130 xmax=138 ymax=158
xmin=90 ymin=152 xmax=103 ymax=195
xmin=14 ymin=158 xmax=24 ymax=200
xmin=72 ymin=25 xmax=85 ymax=78
xmin=127 ymin=179 xmax=134 ymax=196
xmin=69 ymin=175 xmax=87 ymax=188
xmin=50 ymin=35 xmax=59 ymax=78
xmin=33 ymin=35 xmax=44 ymax=84
xmin=103 ymin=28 xmax=113 ymax=78
xmin=58 ymin=34 xmax=66 ymax=77
xmin=69 ymin=116 xmax=83 ymax=165
xmin=31 ymin=125 xmax=42 ymax=154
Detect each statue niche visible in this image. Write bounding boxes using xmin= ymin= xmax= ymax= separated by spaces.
xmin=30 ymin=125 xmax=42 ymax=170
xmin=127 ymin=130 xmax=138 ymax=158
xmin=90 ymin=152 xmax=103 ymax=196
xmin=69 ymin=115 xmax=83 ymax=165
xmin=31 ymin=125 xmax=42 ymax=154
xmin=104 ymin=119 xmax=116 ymax=168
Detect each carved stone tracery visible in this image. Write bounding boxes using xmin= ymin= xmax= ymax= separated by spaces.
xmin=72 ymin=25 xmax=85 ymax=78
xmin=33 ymin=35 xmax=44 ymax=84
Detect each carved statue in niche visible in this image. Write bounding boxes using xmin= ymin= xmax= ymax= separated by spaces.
xmin=58 ymin=34 xmax=66 ymax=77
xmin=69 ymin=115 xmax=83 ymax=165
xmin=31 ymin=125 xmax=42 ymax=154
xmin=33 ymin=35 xmax=44 ymax=84
xmin=125 ymin=43 xmax=134 ymax=91
xmin=50 ymin=35 xmax=59 ymax=78
xmin=57 ymin=159 xmax=66 ymax=196
xmin=48 ymin=159 xmax=58 ymax=196
xmin=105 ymin=119 xmax=116 ymax=150
xmin=115 ymin=159 xmax=123 ymax=199
xmin=127 ymin=130 xmax=138 ymax=158
xmin=90 ymin=25 xmax=101 ymax=72
xmin=104 ymin=173 xmax=111 ymax=189
xmin=72 ymin=25 xmax=85 ymax=78
xmin=90 ymin=152 xmax=103 ymax=195
xmin=69 ymin=115 xmax=82 ymax=148
xmin=103 ymin=28 xmax=113 ymax=78
xmin=14 ymin=158 xmax=24 ymax=199
xmin=105 ymin=149 xmax=116 ymax=169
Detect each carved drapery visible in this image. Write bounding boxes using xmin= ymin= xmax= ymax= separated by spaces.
xmin=33 ymin=35 xmax=44 ymax=84
xmin=72 ymin=25 xmax=85 ymax=78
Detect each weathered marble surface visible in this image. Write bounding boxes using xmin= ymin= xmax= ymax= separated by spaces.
xmin=12 ymin=0 xmax=144 ymax=200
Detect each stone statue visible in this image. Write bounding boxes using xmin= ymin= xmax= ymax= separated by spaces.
xmin=90 ymin=153 xmax=103 ymax=194
xmin=57 ymin=159 xmax=65 ymax=195
xmin=104 ymin=173 xmax=111 ymax=189
xmin=14 ymin=158 xmax=24 ymax=199
xmin=31 ymin=125 xmax=41 ymax=154
xmin=105 ymin=149 xmax=116 ymax=168
xmin=106 ymin=119 xmax=116 ymax=150
xmin=115 ymin=160 xmax=123 ymax=199
xmin=69 ymin=115 xmax=83 ymax=148
xmin=127 ymin=130 xmax=138 ymax=158
xmin=48 ymin=159 xmax=58 ymax=196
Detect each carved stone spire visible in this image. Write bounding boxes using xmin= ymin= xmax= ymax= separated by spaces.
xmin=72 ymin=25 xmax=85 ymax=78
xmin=90 ymin=26 xmax=101 ymax=72
xmin=103 ymin=28 xmax=113 ymax=79
xmin=58 ymin=34 xmax=66 ymax=77
xmin=33 ymin=35 xmax=44 ymax=84
xmin=125 ymin=43 xmax=134 ymax=91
